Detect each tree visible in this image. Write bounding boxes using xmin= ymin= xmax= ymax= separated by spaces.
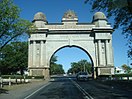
xmin=0 ymin=0 xmax=32 ymax=50
xmin=121 ymin=64 xmax=131 ymax=73
xmin=50 ymin=56 xmax=65 ymax=75
xmin=0 ymin=42 xmax=28 ymax=75
xmin=84 ymin=0 xmax=132 ymax=59
xmin=78 ymin=60 xmax=92 ymax=74
xmin=50 ymin=56 xmax=57 ymax=65
xmin=70 ymin=62 xmax=80 ymax=74
xmin=67 ymin=59 xmax=92 ymax=74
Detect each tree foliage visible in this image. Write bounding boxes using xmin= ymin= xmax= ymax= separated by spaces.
xmin=50 ymin=56 xmax=65 ymax=75
xmin=0 ymin=0 xmax=32 ymax=50
xmin=121 ymin=64 xmax=132 ymax=73
xmin=0 ymin=42 xmax=28 ymax=75
xmin=67 ymin=59 xmax=92 ymax=74
xmin=85 ymin=0 xmax=132 ymax=59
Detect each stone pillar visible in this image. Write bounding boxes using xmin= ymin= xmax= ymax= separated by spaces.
xmin=45 ymin=68 xmax=50 ymax=79
xmin=28 ymin=40 xmax=31 ymax=67
xmin=105 ymin=40 xmax=110 ymax=66
xmin=30 ymin=42 xmax=33 ymax=67
xmin=95 ymin=41 xmax=98 ymax=66
xmin=98 ymin=40 xmax=103 ymax=66
xmin=94 ymin=67 xmax=97 ymax=79
xmin=33 ymin=41 xmax=36 ymax=66
xmin=109 ymin=40 xmax=114 ymax=66
xmin=40 ymin=41 xmax=44 ymax=66
xmin=30 ymin=69 xmax=32 ymax=76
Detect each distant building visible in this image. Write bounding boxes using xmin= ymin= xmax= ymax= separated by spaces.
xmin=115 ymin=67 xmax=125 ymax=74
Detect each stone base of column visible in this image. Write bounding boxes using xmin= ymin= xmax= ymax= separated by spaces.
xmin=28 ymin=67 xmax=50 ymax=79
xmin=44 ymin=68 xmax=50 ymax=79
xmin=96 ymin=66 xmax=114 ymax=77
xmin=93 ymin=67 xmax=97 ymax=79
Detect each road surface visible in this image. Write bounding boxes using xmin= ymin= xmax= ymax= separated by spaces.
xmin=25 ymin=77 xmax=86 ymax=99
xmin=1 ymin=76 xmax=132 ymax=99
xmin=24 ymin=76 xmax=132 ymax=99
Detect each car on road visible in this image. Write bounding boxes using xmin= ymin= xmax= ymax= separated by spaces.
xmin=76 ymin=72 xmax=89 ymax=81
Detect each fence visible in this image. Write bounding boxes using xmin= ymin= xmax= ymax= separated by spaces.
xmin=112 ymin=76 xmax=132 ymax=80
xmin=0 ymin=77 xmax=30 ymax=88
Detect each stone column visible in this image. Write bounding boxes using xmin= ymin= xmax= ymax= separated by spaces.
xmin=43 ymin=68 xmax=49 ymax=79
xmin=105 ymin=40 xmax=110 ymax=66
xmin=40 ymin=41 xmax=44 ymax=66
xmin=45 ymin=68 xmax=50 ymax=79
xmin=109 ymin=40 xmax=114 ymax=66
xmin=28 ymin=40 xmax=31 ymax=67
xmin=98 ymin=40 xmax=103 ymax=66
xmin=30 ymin=70 xmax=32 ymax=76
xmin=33 ymin=41 xmax=36 ymax=66
xmin=95 ymin=41 xmax=98 ymax=66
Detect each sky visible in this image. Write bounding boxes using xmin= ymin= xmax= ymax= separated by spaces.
xmin=14 ymin=0 xmax=131 ymax=72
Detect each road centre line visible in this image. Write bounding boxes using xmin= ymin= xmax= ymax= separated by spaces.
xmin=70 ymin=79 xmax=94 ymax=99
xmin=24 ymin=82 xmax=51 ymax=99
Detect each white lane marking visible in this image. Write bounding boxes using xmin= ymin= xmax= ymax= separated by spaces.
xmin=70 ymin=79 xmax=93 ymax=99
xmin=24 ymin=82 xmax=51 ymax=99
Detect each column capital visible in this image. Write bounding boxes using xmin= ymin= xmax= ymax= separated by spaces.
xmin=97 ymin=40 xmax=101 ymax=43
xmin=105 ymin=39 xmax=109 ymax=43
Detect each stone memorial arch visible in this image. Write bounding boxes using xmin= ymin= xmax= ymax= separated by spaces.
xmin=28 ymin=10 xmax=114 ymax=79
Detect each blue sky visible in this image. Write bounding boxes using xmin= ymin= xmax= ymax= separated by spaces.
xmin=14 ymin=0 xmax=131 ymax=72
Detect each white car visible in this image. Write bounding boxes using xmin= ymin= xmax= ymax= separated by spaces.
xmin=76 ymin=72 xmax=88 ymax=81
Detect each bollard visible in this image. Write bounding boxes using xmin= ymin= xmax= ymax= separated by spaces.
xmin=24 ymin=75 xmax=25 ymax=83
xmin=9 ymin=77 xmax=11 ymax=86
xmin=15 ymin=78 xmax=18 ymax=84
xmin=0 ymin=77 xmax=3 ymax=88
xmin=20 ymin=78 xmax=22 ymax=83
xmin=127 ymin=76 xmax=129 ymax=81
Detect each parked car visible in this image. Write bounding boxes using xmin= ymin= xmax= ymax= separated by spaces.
xmin=76 ymin=72 xmax=88 ymax=81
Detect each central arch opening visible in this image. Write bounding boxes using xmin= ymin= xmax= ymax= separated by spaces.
xmin=50 ymin=46 xmax=94 ymax=77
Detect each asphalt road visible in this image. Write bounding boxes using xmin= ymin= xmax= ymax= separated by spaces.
xmin=1 ymin=76 xmax=132 ymax=99
xmin=24 ymin=76 xmax=132 ymax=99
xmin=77 ymin=80 xmax=132 ymax=99
xmin=25 ymin=77 xmax=86 ymax=99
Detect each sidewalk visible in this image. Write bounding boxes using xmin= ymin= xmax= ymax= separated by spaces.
xmin=0 ymin=79 xmax=50 ymax=99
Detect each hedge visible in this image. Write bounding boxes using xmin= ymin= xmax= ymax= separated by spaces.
xmin=114 ymin=74 xmax=132 ymax=77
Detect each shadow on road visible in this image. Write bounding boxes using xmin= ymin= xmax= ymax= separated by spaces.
xmin=0 ymin=88 xmax=8 ymax=94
